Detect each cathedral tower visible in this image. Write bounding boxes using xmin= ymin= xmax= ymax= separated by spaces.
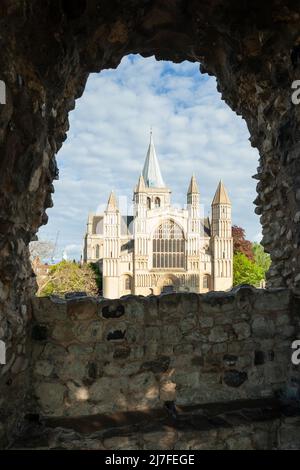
xmin=186 ymin=175 xmax=201 ymax=283
xmin=211 ymin=180 xmax=233 ymax=291
xmin=103 ymin=191 xmax=121 ymax=298
xmin=83 ymin=132 xmax=233 ymax=298
xmin=141 ymin=131 xmax=171 ymax=210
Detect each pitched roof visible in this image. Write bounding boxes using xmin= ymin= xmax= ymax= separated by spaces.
xmin=142 ymin=132 xmax=165 ymax=188
xmin=187 ymin=174 xmax=199 ymax=194
xmin=212 ymin=180 xmax=231 ymax=205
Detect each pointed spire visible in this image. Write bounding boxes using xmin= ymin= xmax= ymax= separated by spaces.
xmin=212 ymin=180 xmax=231 ymax=205
xmin=106 ymin=191 xmax=118 ymax=211
xmin=142 ymin=131 xmax=165 ymax=188
xmin=187 ymin=174 xmax=199 ymax=194
xmin=136 ymin=174 xmax=146 ymax=192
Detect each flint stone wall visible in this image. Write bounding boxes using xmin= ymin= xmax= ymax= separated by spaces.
xmin=30 ymin=287 xmax=300 ymax=417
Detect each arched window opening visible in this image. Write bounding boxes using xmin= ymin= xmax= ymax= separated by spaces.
xmin=124 ymin=275 xmax=132 ymax=290
xmin=95 ymin=244 xmax=100 ymax=258
xmin=147 ymin=197 xmax=151 ymax=209
xmin=155 ymin=197 xmax=160 ymax=208
xmin=152 ymin=220 xmax=185 ymax=269
xmin=203 ymin=274 xmax=210 ymax=289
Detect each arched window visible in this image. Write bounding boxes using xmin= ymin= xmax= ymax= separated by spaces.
xmin=95 ymin=244 xmax=100 ymax=258
xmin=124 ymin=275 xmax=132 ymax=290
xmin=95 ymin=219 xmax=103 ymax=234
xmin=155 ymin=197 xmax=160 ymax=208
xmin=147 ymin=197 xmax=151 ymax=209
xmin=152 ymin=220 xmax=185 ymax=269
xmin=203 ymin=274 xmax=210 ymax=289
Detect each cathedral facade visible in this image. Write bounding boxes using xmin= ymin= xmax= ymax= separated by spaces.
xmin=83 ymin=133 xmax=233 ymax=298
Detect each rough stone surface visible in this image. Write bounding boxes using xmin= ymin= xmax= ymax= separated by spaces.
xmin=29 ymin=288 xmax=300 ymax=421
xmin=10 ymin=399 xmax=300 ymax=450
xmin=1 ymin=0 xmax=300 ymax=448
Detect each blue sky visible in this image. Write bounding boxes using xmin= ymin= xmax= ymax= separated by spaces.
xmin=38 ymin=54 xmax=261 ymax=261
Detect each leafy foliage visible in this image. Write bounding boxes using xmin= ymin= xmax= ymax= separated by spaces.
xmin=233 ymin=252 xmax=264 ymax=287
xmin=252 ymin=242 xmax=271 ymax=273
xmin=232 ymin=225 xmax=254 ymax=261
xmin=39 ymin=261 xmax=101 ymax=297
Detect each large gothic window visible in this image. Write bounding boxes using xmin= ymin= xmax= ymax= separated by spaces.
xmin=152 ymin=220 xmax=185 ymax=269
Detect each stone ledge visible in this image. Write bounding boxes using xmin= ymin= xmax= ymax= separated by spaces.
xmin=11 ymin=398 xmax=300 ymax=450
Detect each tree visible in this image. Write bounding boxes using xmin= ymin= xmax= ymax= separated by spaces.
xmin=29 ymin=240 xmax=55 ymax=261
xmin=253 ymin=242 xmax=271 ymax=273
xmin=232 ymin=225 xmax=254 ymax=261
xmin=38 ymin=261 xmax=101 ymax=297
xmin=233 ymin=252 xmax=264 ymax=287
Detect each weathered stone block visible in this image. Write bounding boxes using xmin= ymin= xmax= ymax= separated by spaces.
xmin=199 ymin=317 xmax=214 ymax=328
xmin=233 ymin=321 xmax=251 ymax=340
xmin=67 ymin=297 xmax=97 ymax=320
xmin=124 ymin=298 xmax=146 ymax=322
xmin=209 ymin=326 xmax=228 ymax=343
xmin=142 ymin=429 xmax=178 ymax=450
xmin=253 ymin=289 xmax=291 ymax=312
xmin=89 ymin=377 xmax=125 ymax=403
xmin=35 ymin=382 xmax=66 ymax=414
xmin=52 ymin=322 xmax=75 ymax=343
xmin=162 ymin=325 xmax=181 ymax=343
xmin=35 ymin=360 xmax=54 ymax=377
xmin=73 ymin=320 xmax=103 ymax=343
xmin=145 ymin=326 xmax=161 ymax=342
xmin=252 ymin=316 xmax=275 ymax=338
xmin=32 ymin=297 xmax=67 ymax=323
xmin=140 ymin=356 xmax=170 ymax=374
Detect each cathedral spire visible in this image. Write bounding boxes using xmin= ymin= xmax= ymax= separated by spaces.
xmin=106 ymin=190 xmax=118 ymax=211
xmin=142 ymin=131 xmax=165 ymax=188
xmin=187 ymin=174 xmax=199 ymax=194
xmin=136 ymin=174 xmax=146 ymax=192
xmin=212 ymin=180 xmax=231 ymax=205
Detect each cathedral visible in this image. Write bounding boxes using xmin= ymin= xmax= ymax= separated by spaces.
xmin=83 ymin=133 xmax=233 ymax=298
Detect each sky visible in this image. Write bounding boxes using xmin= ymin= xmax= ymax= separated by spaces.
xmin=38 ymin=54 xmax=261 ymax=261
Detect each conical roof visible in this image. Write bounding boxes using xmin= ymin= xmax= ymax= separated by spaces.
xmin=106 ymin=191 xmax=118 ymax=211
xmin=187 ymin=174 xmax=199 ymax=194
xmin=135 ymin=174 xmax=146 ymax=192
xmin=212 ymin=180 xmax=231 ymax=205
xmin=142 ymin=131 xmax=165 ymax=188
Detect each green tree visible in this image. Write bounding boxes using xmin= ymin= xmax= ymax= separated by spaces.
xmin=39 ymin=260 xmax=101 ymax=297
xmin=252 ymin=242 xmax=271 ymax=273
xmin=233 ymin=252 xmax=265 ymax=287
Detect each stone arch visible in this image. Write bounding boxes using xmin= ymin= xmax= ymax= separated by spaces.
xmin=154 ymin=196 xmax=161 ymax=208
xmin=202 ymin=273 xmax=211 ymax=290
xmin=157 ymin=273 xmax=180 ymax=294
xmin=1 ymin=0 xmax=300 ymax=446
xmin=122 ymin=273 xmax=132 ymax=293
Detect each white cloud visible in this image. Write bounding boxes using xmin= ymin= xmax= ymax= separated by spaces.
xmin=39 ymin=54 xmax=260 ymax=259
